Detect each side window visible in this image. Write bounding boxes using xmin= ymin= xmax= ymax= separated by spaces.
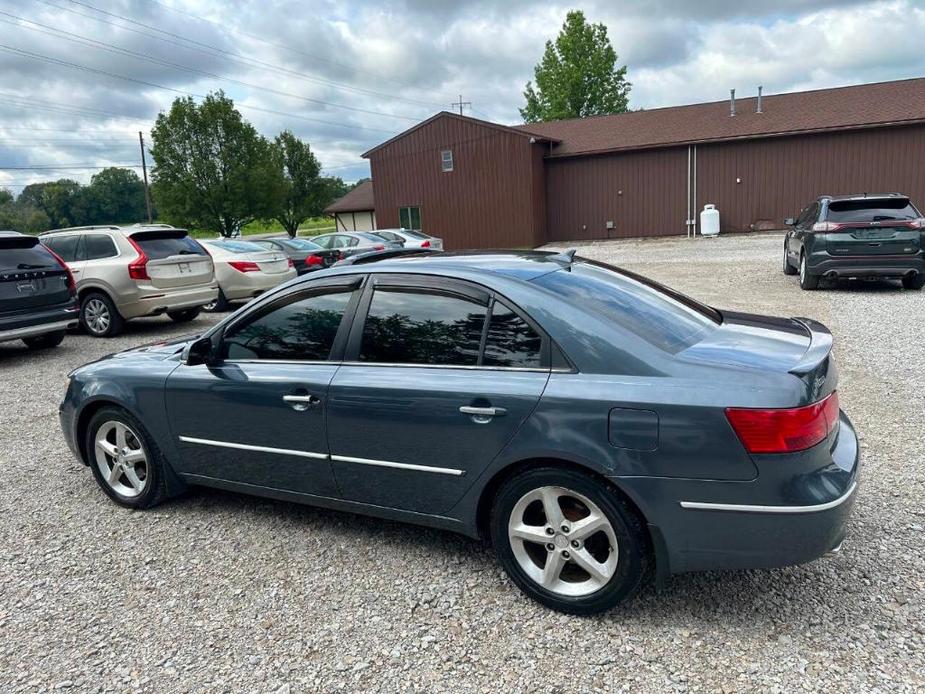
xmin=312 ymin=236 xmax=332 ymax=249
xmin=483 ymin=301 xmax=542 ymax=368
xmin=221 ymin=290 xmax=354 ymax=361
xmin=81 ymin=234 xmax=118 ymax=261
xmin=43 ymin=235 xmax=80 ymax=263
xmin=359 ymin=288 xmax=486 ymax=366
xmin=347 ymin=236 xmax=360 ymax=247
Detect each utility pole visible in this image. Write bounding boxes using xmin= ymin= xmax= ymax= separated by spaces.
xmin=138 ymin=131 xmax=153 ymax=224
xmin=451 ymin=94 xmax=471 ymax=116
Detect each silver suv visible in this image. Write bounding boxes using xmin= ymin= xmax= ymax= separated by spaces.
xmin=40 ymin=225 xmax=218 ymax=337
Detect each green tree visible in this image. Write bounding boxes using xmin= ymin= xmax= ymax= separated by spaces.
xmin=520 ymin=10 xmax=631 ymax=123
xmin=271 ymin=130 xmax=324 ymax=238
xmin=0 ymin=189 xmax=13 ymax=206
xmin=86 ymin=167 xmax=148 ymax=224
xmin=150 ymin=91 xmax=284 ymax=237
xmin=18 ymin=179 xmax=88 ymax=228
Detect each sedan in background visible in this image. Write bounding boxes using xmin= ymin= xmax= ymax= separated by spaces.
xmin=199 ymin=239 xmax=296 ymax=312
xmin=249 ymin=237 xmax=342 ymax=275
xmin=310 ymin=232 xmax=401 ymax=258
xmin=60 ymin=250 xmax=858 ymax=615
xmin=784 ymin=193 xmax=925 ymax=290
xmin=373 ymin=228 xmax=444 ymax=250
xmin=1 ymin=231 xmax=79 ymax=349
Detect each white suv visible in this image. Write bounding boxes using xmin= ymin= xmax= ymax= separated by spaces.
xmin=40 ymin=225 xmax=218 ymax=337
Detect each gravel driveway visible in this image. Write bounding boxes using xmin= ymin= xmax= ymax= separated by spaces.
xmin=1 ymin=233 xmax=923 ymax=692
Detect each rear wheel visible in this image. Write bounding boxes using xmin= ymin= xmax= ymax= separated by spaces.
xmin=22 ymin=330 xmax=65 ymax=349
xmin=782 ymin=241 xmax=797 ymax=275
xmin=85 ymin=407 xmax=167 ymax=509
xmin=80 ymin=292 xmax=124 ymax=337
xmin=799 ymin=253 xmax=819 ymax=290
xmin=167 ymin=307 xmax=201 ymax=323
xmin=490 ymin=467 xmax=650 ymax=615
xmin=202 ymin=289 xmax=230 ymax=313
xmin=902 ymin=273 xmax=925 ymax=290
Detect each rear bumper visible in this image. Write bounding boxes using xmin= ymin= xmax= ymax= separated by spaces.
xmin=119 ymin=284 xmax=219 ymax=319
xmin=808 ymin=253 xmax=925 ymax=278
xmin=616 ymin=411 xmax=860 ymax=574
xmin=0 ymin=303 xmax=79 ymax=343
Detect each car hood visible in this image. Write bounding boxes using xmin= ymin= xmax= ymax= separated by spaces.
xmin=677 ymin=311 xmax=812 ymax=372
xmin=102 ymin=333 xmax=198 ymax=362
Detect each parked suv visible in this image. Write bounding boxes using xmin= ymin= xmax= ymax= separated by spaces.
xmin=784 ymin=193 xmax=925 ymax=290
xmin=41 ymin=225 xmax=218 ymax=337
xmin=0 ymin=231 xmax=79 ymax=349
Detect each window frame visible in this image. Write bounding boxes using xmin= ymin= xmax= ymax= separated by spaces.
xmin=77 ymin=233 xmax=120 ymax=261
xmin=398 ymin=206 xmax=422 ymax=231
xmin=342 ymin=273 xmax=558 ymax=372
xmin=440 ymin=149 xmax=453 ymax=172
xmin=215 ymin=275 xmax=365 ymax=364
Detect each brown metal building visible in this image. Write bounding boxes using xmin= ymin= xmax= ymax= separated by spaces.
xmin=363 ymin=78 xmax=925 ymax=249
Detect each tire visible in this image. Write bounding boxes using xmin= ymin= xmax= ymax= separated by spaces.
xmin=85 ymin=406 xmax=168 ymax=510
xmin=902 ymin=273 xmax=925 ymax=290
xmin=782 ymin=241 xmax=797 ymax=275
xmin=202 ymin=289 xmax=230 ymax=313
xmin=167 ymin=307 xmax=201 ymax=323
xmin=80 ymin=291 xmax=124 ymax=337
xmin=22 ymin=330 xmax=65 ymax=350
xmin=799 ymin=253 xmax=819 ymax=290
xmin=490 ymin=467 xmax=651 ymax=615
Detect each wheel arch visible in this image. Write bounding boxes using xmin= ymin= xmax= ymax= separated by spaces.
xmin=77 ymin=283 xmax=117 ymax=304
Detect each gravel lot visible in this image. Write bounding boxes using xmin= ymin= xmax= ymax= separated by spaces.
xmin=1 ymin=232 xmax=923 ymax=693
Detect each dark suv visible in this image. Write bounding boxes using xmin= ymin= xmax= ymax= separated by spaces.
xmin=0 ymin=231 xmax=79 ymax=350
xmin=783 ymin=193 xmax=925 ymax=290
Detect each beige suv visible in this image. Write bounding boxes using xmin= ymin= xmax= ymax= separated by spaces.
xmin=40 ymin=225 xmax=218 ymax=337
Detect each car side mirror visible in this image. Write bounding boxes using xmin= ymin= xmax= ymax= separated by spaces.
xmin=184 ymin=335 xmax=216 ymax=366
xmin=784 ymin=217 xmax=796 ymax=226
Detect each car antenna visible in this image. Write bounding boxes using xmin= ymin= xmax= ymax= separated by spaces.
xmin=551 ymin=248 xmax=578 ymax=264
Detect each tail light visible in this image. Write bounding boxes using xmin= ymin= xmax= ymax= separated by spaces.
xmin=305 ymin=254 xmax=324 ymax=267
xmin=45 ymin=247 xmax=76 ymax=294
xmin=228 ymin=260 xmax=260 ymax=273
xmin=373 ymin=244 xmax=385 ymax=251
xmin=725 ymin=392 xmax=840 ymax=454
xmin=126 ymin=236 xmax=150 ymax=280
xmin=812 ymin=221 xmax=840 ymax=232
xmin=420 ymin=239 xmax=431 ymax=248
xmin=287 ymin=258 xmax=294 ymax=268
xmin=910 ymin=218 xmax=925 ymax=229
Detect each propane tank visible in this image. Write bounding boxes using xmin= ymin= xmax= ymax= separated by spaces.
xmin=700 ymin=204 xmax=720 ymax=237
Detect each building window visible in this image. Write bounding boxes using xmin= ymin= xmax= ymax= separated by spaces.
xmin=441 ymin=149 xmax=453 ymax=172
xmin=399 ymin=206 xmax=422 ymax=231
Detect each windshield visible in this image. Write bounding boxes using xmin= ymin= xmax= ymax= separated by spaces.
xmin=533 ymin=260 xmax=721 ymax=353
xmin=825 ymin=198 xmax=920 ymax=223
xmin=203 ymin=240 xmax=266 ymax=254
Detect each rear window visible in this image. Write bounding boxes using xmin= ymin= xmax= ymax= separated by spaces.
xmin=204 ymin=240 xmax=265 ymax=254
xmin=0 ymin=237 xmax=60 ymax=273
xmin=534 ymin=260 xmax=720 ymax=353
xmin=132 ymin=232 xmax=207 ymax=259
xmin=825 ymin=198 xmax=920 ymax=223
xmin=397 ymin=229 xmax=430 ymax=240
xmin=279 ymin=238 xmax=322 ymax=251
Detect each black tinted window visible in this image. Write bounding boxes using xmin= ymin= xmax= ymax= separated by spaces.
xmin=0 ymin=240 xmax=59 ymax=272
xmin=42 ymin=236 xmax=80 ymax=263
xmin=132 ymin=232 xmax=206 ymax=259
xmin=81 ymin=234 xmax=118 ymax=260
xmin=826 ymin=198 xmax=920 ymax=223
xmin=535 ymin=261 xmax=719 ymax=354
xmin=360 ymin=288 xmax=486 ymax=366
xmin=222 ymin=290 xmax=353 ymax=361
xmin=483 ymin=302 xmax=542 ymax=368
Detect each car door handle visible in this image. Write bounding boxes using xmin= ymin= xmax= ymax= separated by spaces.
xmin=459 ymin=405 xmax=507 ymax=419
xmin=283 ymin=394 xmax=321 ymax=411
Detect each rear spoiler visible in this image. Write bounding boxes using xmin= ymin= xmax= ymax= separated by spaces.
xmin=789 ymin=317 xmax=834 ymax=375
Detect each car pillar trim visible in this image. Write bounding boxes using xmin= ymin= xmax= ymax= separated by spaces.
xmin=178 ymin=436 xmax=329 ymax=460
xmin=679 ymin=481 xmax=857 ymax=514
xmin=330 ymin=454 xmax=466 ymax=476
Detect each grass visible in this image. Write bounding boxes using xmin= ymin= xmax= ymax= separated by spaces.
xmin=187 ymin=217 xmax=335 ymax=239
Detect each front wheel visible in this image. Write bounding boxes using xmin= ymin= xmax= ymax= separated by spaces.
xmin=22 ymin=330 xmax=65 ymax=349
xmin=799 ymin=254 xmax=819 ymax=290
xmin=167 ymin=307 xmax=201 ymax=323
xmin=782 ymin=242 xmax=797 ymax=275
xmin=490 ymin=467 xmax=651 ymax=615
xmin=902 ymin=273 xmax=925 ymax=290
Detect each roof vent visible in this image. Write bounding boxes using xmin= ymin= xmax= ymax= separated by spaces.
xmin=729 ymin=89 xmax=736 ymax=117
xmin=757 ymin=85 xmax=763 ymax=114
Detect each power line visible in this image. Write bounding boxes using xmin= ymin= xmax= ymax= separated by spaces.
xmin=0 ymin=11 xmax=424 ymax=123
xmin=0 ymin=43 xmax=399 ymax=136
xmin=0 ymin=164 xmax=143 ymax=169
xmin=36 ymin=0 xmax=446 ymax=111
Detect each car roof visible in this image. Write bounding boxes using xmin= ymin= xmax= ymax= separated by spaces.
xmin=819 ymin=192 xmax=908 ymax=202
xmin=40 ymin=224 xmax=188 ymax=236
xmin=330 ymin=249 xmax=572 ymax=281
xmin=0 ymin=230 xmax=24 ymax=238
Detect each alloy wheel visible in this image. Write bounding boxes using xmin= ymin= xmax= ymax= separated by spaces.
xmin=507 ymin=485 xmax=618 ymax=597
xmin=93 ymin=421 xmax=149 ymax=498
xmin=84 ymin=298 xmax=111 ymax=335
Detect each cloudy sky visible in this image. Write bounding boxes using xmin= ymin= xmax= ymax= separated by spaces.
xmin=1 ymin=0 xmax=923 ymax=191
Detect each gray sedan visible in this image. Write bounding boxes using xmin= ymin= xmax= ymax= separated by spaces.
xmin=310 ymin=232 xmax=401 ymax=257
